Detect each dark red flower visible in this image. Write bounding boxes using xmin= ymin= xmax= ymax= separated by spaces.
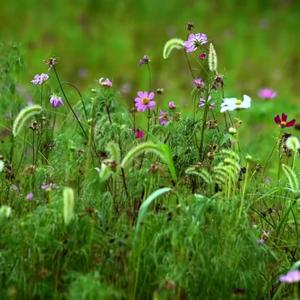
xmin=274 ymin=113 xmax=296 ymax=128
xmin=134 ymin=129 xmax=145 ymax=139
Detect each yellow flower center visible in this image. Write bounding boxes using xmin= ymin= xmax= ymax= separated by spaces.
xmin=142 ymin=98 xmax=150 ymax=105
xmin=235 ymin=99 xmax=242 ymax=105
xmin=281 ymin=121 xmax=287 ymax=126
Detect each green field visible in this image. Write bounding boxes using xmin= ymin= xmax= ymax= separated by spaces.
xmin=1 ymin=1 xmax=300 ymax=299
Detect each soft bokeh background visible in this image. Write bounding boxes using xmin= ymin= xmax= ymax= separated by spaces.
xmin=1 ymin=0 xmax=300 ymax=158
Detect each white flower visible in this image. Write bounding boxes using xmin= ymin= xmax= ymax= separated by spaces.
xmin=286 ymin=136 xmax=300 ymax=152
xmin=220 ymin=95 xmax=251 ymax=113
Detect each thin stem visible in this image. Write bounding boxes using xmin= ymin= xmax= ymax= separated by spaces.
xmin=183 ymin=51 xmax=195 ymax=79
xmin=64 ymin=82 xmax=88 ymax=120
xmin=52 ymin=66 xmax=88 ymax=139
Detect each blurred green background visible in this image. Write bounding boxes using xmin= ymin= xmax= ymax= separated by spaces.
xmin=1 ymin=0 xmax=300 ymax=158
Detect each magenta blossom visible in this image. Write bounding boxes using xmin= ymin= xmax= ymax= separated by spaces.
xmin=193 ymin=78 xmax=205 ymax=89
xmin=31 ymin=73 xmax=49 ymax=85
xmin=134 ymin=91 xmax=156 ymax=112
xmin=199 ymin=96 xmax=215 ymax=109
xmin=258 ymin=88 xmax=277 ymax=100
xmin=184 ymin=33 xmax=208 ymax=53
xmin=25 ymin=192 xmax=33 ymax=201
xmin=199 ymin=53 xmax=207 ymax=60
xmin=50 ymin=95 xmax=63 ymax=108
xmin=99 ymin=77 xmax=112 ymax=88
xmin=168 ymin=101 xmax=176 ymax=110
xmin=134 ymin=129 xmax=145 ymax=139
xmin=159 ymin=110 xmax=171 ymax=126
xmin=274 ymin=113 xmax=296 ymax=128
xmin=279 ymin=270 xmax=300 ymax=283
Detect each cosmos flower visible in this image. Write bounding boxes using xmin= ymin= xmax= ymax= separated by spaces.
xmin=99 ymin=77 xmax=112 ymax=88
xmin=220 ymin=95 xmax=251 ymax=113
xmin=183 ymin=33 xmax=208 ymax=53
xmin=134 ymin=91 xmax=156 ymax=112
xmin=279 ymin=270 xmax=300 ymax=283
xmin=258 ymin=88 xmax=277 ymax=100
xmin=31 ymin=73 xmax=49 ymax=85
xmin=193 ymin=78 xmax=205 ymax=88
xmin=274 ymin=113 xmax=296 ymax=128
xmin=49 ymin=95 xmax=64 ymax=108
xmin=159 ymin=110 xmax=171 ymax=126
xmin=134 ymin=129 xmax=145 ymax=139
xmin=168 ymin=101 xmax=176 ymax=110
xmin=199 ymin=96 xmax=215 ymax=109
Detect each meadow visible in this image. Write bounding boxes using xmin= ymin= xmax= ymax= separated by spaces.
xmin=1 ymin=1 xmax=300 ymax=299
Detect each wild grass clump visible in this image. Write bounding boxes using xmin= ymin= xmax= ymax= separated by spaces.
xmin=0 ymin=24 xmax=299 ymax=300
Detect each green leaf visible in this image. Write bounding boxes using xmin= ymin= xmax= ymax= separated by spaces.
xmin=163 ymin=38 xmax=184 ymax=59
xmin=134 ymin=187 xmax=171 ymax=237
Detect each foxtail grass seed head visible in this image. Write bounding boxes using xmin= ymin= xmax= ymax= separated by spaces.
xmin=63 ymin=187 xmax=74 ymax=225
xmin=0 ymin=206 xmax=12 ymax=218
xmin=208 ymin=43 xmax=218 ymax=72
xmin=0 ymin=160 xmax=4 ymax=173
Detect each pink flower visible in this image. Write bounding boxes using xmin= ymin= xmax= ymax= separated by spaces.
xmin=31 ymin=73 xmax=49 ymax=85
xmin=50 ymin=95 xmax=63 ymax=108
xmin=99 ymin=77 xmax=112 ymax=88
xmin=279 ymin=270 xmax=300 ymax=283
xmin=25 ymin=192 xmax=33 ymax=201
xmin=159 ymin=110 xmax=171 ymax=126
xmin=258 ymin=88 xmax=277 ymax=100
xmin=184 ymin=33 xmax=208 ymax=53
xmin=168 ymin=101 xmax=176 ymax=110
xmin=193 ymin=78 xmax=205 ymax=88
xmin=134 ymin=129 xmax=145 ymax=139
xmin=134 ymin=91 xmax=156 ymax=112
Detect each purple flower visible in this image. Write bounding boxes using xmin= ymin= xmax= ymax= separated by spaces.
xmin=31 ymin=73 xmax=49 ymax=85
xmin=168 ymin=101 xmax=176 ymax=110
xmin=199 ymin=96 xmax=216 ymax=110
xmin=159 ymin=110 xmax=171 ymax=126
xmin=50 ymin=95 xmax=63 ymax=108
xmin=134 ymin=91 xmax=156 ymax=112
xmin=258 ymin=88 xmax=277 ymax=100
xmin=183 ymin=33 xmax=208 ymax=53
xmin=26 ymin=192 xmax=33 ymax=201
xmin=134 ymin=129 xmax=145 ymax=139
xmin=99 ymin=77 xmax=112 ymax=88
xmin=279 ymin=270 xmax=300 ymax=283
xmin=193 ymin=78 xmax=205 ymax=89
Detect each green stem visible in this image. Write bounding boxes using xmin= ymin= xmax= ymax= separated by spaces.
xmin=52 ymin=66 xmax=88 ymax=139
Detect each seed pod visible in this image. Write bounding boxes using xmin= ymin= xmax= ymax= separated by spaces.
xmin=208 ymin=43 xmax=218 ymax=73
xmin=63 ymin=187 xmax=74 ymax=225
